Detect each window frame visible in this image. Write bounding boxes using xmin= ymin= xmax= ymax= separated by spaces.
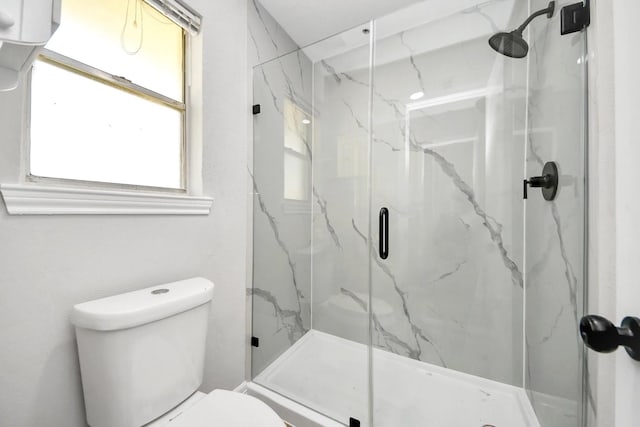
xmin=26 ymin=18 xmax=189 ymax=194
xmin=0 ymin=0 xmax=213 ymax=216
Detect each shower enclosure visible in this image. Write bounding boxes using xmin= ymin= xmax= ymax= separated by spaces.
xmin=250 ymin=1 xmax=587 ymax=426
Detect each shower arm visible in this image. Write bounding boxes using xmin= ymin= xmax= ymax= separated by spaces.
xmin=515 ymin=1 xmax=555 ymax=34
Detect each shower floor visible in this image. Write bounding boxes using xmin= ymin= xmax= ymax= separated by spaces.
xmin=255 ymin=330 xmax=540 ymax=427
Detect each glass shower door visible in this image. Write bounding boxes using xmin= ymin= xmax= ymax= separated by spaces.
xmin=367 ymin=1 xmax=587 ymax=426
xmin=251 ymin=24 xmax=374 ymax=426
xmin=368 ymin=1 xmax=533 ymax=425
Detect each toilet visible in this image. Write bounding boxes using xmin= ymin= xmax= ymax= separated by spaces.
xmin=70 ymin=277 xmax=283 ymax=427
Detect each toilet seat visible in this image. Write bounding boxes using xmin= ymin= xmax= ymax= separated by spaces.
xmin=170 ymin=390 xmax=284 ymax=427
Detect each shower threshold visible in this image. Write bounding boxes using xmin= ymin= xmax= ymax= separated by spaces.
xmin=252 ymin=330 xmax=540 ymax=427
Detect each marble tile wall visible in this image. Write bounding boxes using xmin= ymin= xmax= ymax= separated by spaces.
xmin=524 ymin=0 xmax=587 ymax=425
xmin=248 ymin=0 xmax=299 ymax=68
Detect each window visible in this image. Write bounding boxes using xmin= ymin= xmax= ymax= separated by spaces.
xmin=28 ymin=0 xmax=199 ymax=191
xmin=283 ymin=99 xmax=311 ymax=201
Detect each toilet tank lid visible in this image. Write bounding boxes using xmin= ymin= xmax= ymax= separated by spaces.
xmin=71 ymin=277 xmax=214 ymax=331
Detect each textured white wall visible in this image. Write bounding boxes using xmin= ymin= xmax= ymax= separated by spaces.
xmin=0 ymin=1 xmax=248 ymax=426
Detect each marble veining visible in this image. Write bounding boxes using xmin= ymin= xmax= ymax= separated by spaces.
xmin=248 ymin=0 xmax=298 ymax=66
xmin=250 ymin=0 xmax=280 ymax=55
xmin=527 ymin=143 xmax=579 ymax=319
xmin=340 ymin=287 xmax=433 ymax=360
xmin=461 ymin=3 xmax=500 ymax=32
xmin=313 ymin=187 xmax=342 ymax=249
xmin=399 ymin=32 xmax=426 ymax=95
xmin=532 ymin=305 xmax=565 ymax=346
xmin=251 ymin=173 xmax=305 ymax=304
xmin=260 ymin=67 xmax=282 ymax=114
xmin=249 ymin=287 xmax=306 ymax=343
xmin=350 ymin=219 xmax=446 ymax=365
xmin=430 ymin=260 xmax=467 ymax=284
xmin=420 ymin=144 xmax=524 ymax=289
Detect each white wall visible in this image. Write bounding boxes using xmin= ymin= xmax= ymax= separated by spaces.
xmin=586 ymin=1 xmax=616 ymax=426
xmin=0 ymin=1 xmax=248 ymax=426
xmin=613 ymin=1 xmax=640 ymax=426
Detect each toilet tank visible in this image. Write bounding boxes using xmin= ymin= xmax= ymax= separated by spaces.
xmin=71 ymin=278 xmax=214 ymax=427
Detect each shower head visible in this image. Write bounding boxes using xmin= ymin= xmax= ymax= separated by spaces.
xmin=488 ymin=30 xmax=528 ymax=58
xmin=489 ymin=1 xmax=555 ymax=58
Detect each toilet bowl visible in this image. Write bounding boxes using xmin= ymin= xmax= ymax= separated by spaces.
xmin=71 ymin=278 xmax=283 ymax=427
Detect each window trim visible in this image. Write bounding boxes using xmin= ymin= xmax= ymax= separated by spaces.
xmin=0 ymin=183 xmax=213 ymax=215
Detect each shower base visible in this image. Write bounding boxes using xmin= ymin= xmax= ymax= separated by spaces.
xmin=252 ymin=330 xmax=541 ymax=427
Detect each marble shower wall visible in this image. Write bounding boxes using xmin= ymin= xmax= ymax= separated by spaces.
xmin=248 ymin=0 xmax=314 ymax=374
xmin=248 ymin=0 xmax=298 ymax=67
xmin=311 ymin=0 xmax=531 ymax=387
xmin=524 ymin=0 xmax=587 ymax=425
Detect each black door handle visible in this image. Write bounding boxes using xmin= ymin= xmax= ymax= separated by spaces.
xmin=379 ymin=207 xmax=388 ymax=260
xmin=580 ymin=315 xmax=640 ymax=361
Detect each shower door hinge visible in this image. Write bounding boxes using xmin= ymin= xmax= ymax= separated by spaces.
xmin=252 ymin=104 xmax=261 ymax=115
xmin=349 ymin=417 xmax=360 ymax=427
xmin=251 ymin=336 xmax=260 ymax=347
xmin=560 ymin=0 xmax=590 ymax=35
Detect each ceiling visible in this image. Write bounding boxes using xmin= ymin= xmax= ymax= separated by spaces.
xmin=257 ymin=0 xmax=422 ymax=47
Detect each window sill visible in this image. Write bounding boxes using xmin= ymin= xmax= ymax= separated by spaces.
xmin=0 ymin=183 xmax=213 ymax=215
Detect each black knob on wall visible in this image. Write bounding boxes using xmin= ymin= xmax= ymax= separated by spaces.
xmin=579 ymin=315 xmax=640 ymax=361
xmin=524 ymin=161 xmax=559 ymax=200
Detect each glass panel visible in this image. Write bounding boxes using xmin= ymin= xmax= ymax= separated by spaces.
xmin=46 ymin=0 xmax=184 ymax=101
xmin=370 ymin=1 xmax=529 ymax=425
xmin=284 ymin=98 xmax=311 ymax=201
xmin=251 ymin=24 xmax=372 ymax=426
xmin=284 ymin=152 xmax=309 ymax=201
xmin=30 ymin=60 xmax=183 ymax=189
xmin=307 ymin=24 xmax=373 ymax=426
xmin=523 ymin=0 xmax=587 ymax=425
xmin=369 ymin=1 xmax=586 ymax=426
xmin=251 ymin=46 xmax=313 ymax=401
xmin=284 ymin=98 xmax=311 ymax=155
